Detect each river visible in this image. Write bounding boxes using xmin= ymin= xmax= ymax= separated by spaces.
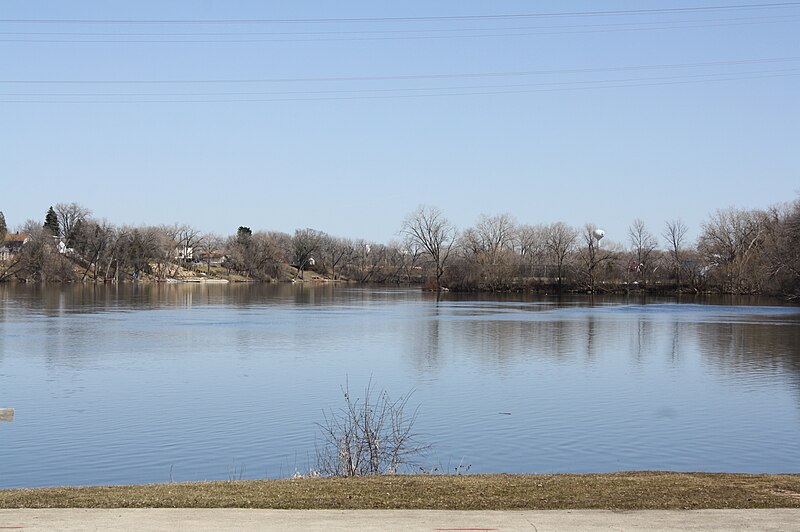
xmin=1 ymin=283 xmax=798 ymax=488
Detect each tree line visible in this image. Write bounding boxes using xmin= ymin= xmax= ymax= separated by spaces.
xmin=0 ymin=198 xmax=798 ymax=299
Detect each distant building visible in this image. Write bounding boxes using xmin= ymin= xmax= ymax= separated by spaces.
xmin=175 ymin=245 xmax=194 ymax=262
xmin=56 ymin=239 xmax=74 ymax=255
xmin=197 ymin=251 xmax=226 ymax=267
xmin=0 ymin=233 xmax=31 ymax=261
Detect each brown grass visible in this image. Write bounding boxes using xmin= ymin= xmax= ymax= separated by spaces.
xmin=2 ymin=473 xmax=800 ymax=510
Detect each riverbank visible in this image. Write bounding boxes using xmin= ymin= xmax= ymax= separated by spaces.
xmin=2 ymin=473 xmax=800 ymax=510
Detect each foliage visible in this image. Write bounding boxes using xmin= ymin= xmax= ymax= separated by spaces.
xmin=43 ymin=206 xmax=60 ymax=236
xmin=315 ymin=381 xmax=427 ymax=477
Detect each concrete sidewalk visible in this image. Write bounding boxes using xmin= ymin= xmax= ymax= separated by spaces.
xmin=1 ymin=509 xmax=799 ymax=531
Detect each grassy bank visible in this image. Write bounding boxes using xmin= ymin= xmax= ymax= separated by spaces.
xmin=2 ymin=473 xmax=800 ymax=510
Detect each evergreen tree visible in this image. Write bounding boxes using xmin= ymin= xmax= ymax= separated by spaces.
xmin=237 ymin=226 xmax=252 ymax=247
xmin=43 ymin=206 xmax=60 ymax=236
xmin=0 ymin=210 xmax=7 ymax=242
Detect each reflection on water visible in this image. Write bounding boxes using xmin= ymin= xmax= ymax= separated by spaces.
xmin=1 ymin=284 xmax=799 ymax=488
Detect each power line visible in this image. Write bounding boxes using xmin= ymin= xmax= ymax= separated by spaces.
xmin=3 ymin=70 xmax=796 ymax=103
xmin=4 ymin=68 xmax=797 ymax=97
xmin=2 ymin=2 xmax=799 ymax=24
xmin=2 ymin=18 xmax=794 ymax=43
xmin=2 ymin=57 xmax=798 ymax=84
xmin=0 ymin=14 xmax=793 ymax=36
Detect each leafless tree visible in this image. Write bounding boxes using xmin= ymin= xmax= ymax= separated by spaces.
xmin=250 ymin=232 xmax=287 ymax=279
xmin=773 ymin=199 xmax=800 ymax=298
xmin=196 ymin=232 xmax=224 ymax=274
xmin=149 ymin=224 xmax=181 ymax=279
xmin=293 ymin=228 xmax=325 ymax=280
xmin=72 ymin=218 xmax=114 ymax=281
xmin=380 ymin=240 xmax=413 ymax=283
xmin=318 ymin=234 xmax=352 ymax=280
xmin=396 ymin=238 xmax=423 ymax=283
xmin=15 ymin=221 xmax=74 ymax=282
xmin=544 ymin=222 xmax=578 ymax=290
xmin=513 ymin=223 xmax=548 ymax=280
xmin=54 ymin=202 xmax=91 ymax=243
xmin=628 ymin=219 xmax=658 ymax=286
xmin=473 ymin=213 xmax=517 ymax=257
xmin=113 ymin=226 xmax=162 ymax=281
xmin=176 ymin=225 xmax=203 ymax=266
xmin=750 ymin=200 xmax=800 ymax=298
xmin=663 ymin=219 xmax=689 ymax=288
xmin=698 ymin=207 xmax=768 ymax=293
xmin=225 ymin=230 xmax=288 ymax=280
xmin=401 ymin=205 xmax=457 ymax=288
xmin=578 ymin=223 xmax=619 ymax=293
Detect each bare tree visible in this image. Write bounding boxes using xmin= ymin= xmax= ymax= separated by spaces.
xmin=515 ymin=224 xmax=547 ymax=274
xmin=458 ymin=214 xmax=519 ymax=290
xmin=698 ymin=207 xmax=768 ymax=293
xmin=578 ymin=223 xmax=619 ymax=293
xmin=401 ymin=205 xmax=457 ymax=288
xmin=250 ymin=232 xmax=287 ymax=279
xmin=293 ymin=228 xmax=324 ymax=280
xmin=318 ymin=234 xmax=351 ymax=280
xmin=15 ymin=221 xmax=74 ymax=282
xmin=398 ymin=238 xmax=423 ymax=283
xmin=71 ymin=218 xmax=114 ymax=281
xmin=114 ymin=226 xmax=162 ymax=281
xmin=473 ymin=213 xmax=517 ymax=258
xmin=151 ymin=224 xmax=181 ymax=279
xmin=196 ymin=232 xmax=224 ymax=274
xmin=381 ymin=240 xmax=414 ymax=283
xmin=767 ymin=198 xmax=800 ymax=298
xmin=663 ymin=219 xmax=688 ymax=288
xmin=628 ymin=219 xmax=658 ymax=287
xmin=226 ymin=230 xmax=288 ymax=280
xmin=176 ymin=225 xmax=203 ymax=265
xmin=54 ymin=202 xmax=91 ymax=243
xmin=544 ymin=222 xmax=578 ymax=290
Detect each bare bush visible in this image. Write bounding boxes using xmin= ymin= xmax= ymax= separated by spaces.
xmin=315 ymin=381 xmax=428 ymax=477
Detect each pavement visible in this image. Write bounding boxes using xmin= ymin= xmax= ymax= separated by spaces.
xmin=1 ymin=509 xmax=800 ymax=531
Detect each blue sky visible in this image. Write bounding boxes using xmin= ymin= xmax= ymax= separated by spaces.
xmin=2 ymin=1 xmax=798 ymax=247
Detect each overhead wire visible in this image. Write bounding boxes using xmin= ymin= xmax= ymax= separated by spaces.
xmin=0 ymin=14 xmax=796 ymax=42
xmin=3 ymin=4 xmax=796 ymax=103
xmin=2 ymin=57 xmax=798 ymax=85
xmin=3 ymin=69 xmax=797 ymax=103
xmin=2 ymin=17 xmax=796 ymax=43
xmin=3 ymin=68 xmax=798 ymax=97
xmin=2 ymin=2 xmax=799 ymax=24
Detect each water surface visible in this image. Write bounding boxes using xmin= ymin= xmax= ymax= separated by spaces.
xmin=1 ymin=284 xmax=799 ymax=488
